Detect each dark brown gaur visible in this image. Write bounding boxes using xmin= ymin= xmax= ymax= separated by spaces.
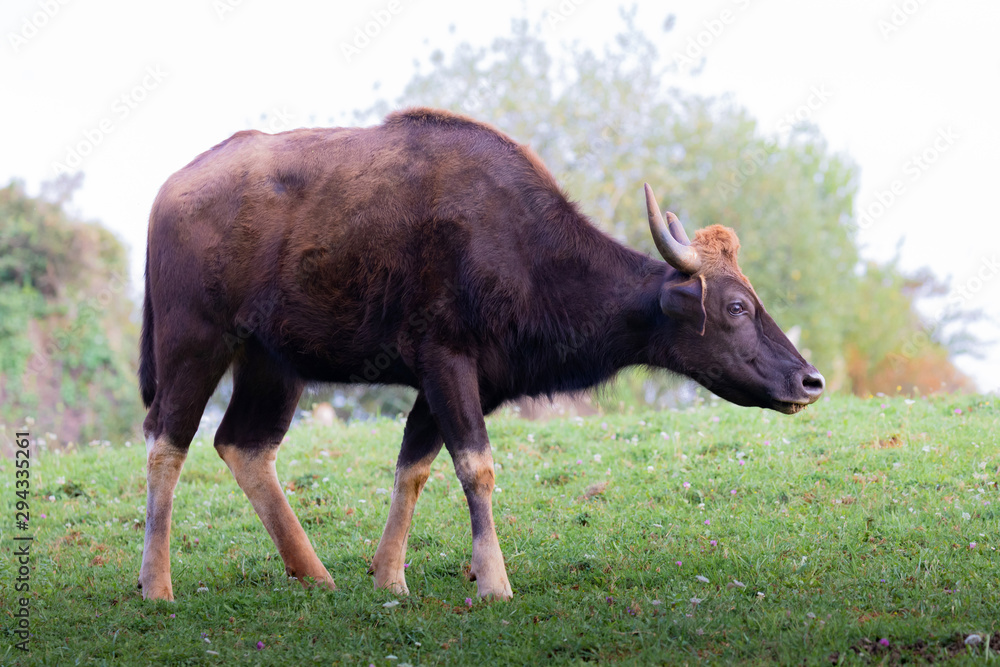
xmin=137 ymin=107 xmax=824 ymax=601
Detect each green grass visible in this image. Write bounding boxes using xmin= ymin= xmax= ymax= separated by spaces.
xmin=2 ymin=395 xmax=998 ymax=665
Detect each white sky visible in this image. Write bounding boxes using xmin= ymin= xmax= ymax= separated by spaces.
xmin=3 ymin=0 xmax=998 ymax=392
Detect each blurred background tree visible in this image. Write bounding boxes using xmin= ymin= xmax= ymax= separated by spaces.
xmin=2 ymin=11 xmax=976 ymax=442
xmin=0 ymin=177 xmax=144 ymax=444
xmin=352 ymin=10 xmax=973 ymax=408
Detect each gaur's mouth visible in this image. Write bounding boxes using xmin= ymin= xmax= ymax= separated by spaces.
xmin=772 ymin=400 xmax=809 ymax=415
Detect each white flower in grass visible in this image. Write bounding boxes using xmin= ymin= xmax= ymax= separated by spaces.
xmin=695 ymin=575 xmax=709 ymax=583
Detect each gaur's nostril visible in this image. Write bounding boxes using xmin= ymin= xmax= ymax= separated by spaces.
xmin=802 ymin=371 xmax=825 ymax=395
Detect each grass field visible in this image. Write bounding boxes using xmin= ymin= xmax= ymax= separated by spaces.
xmin=1 ymin=394 xmax=998 ymax=665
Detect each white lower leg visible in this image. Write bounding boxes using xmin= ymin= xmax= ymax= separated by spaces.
xmin=471 ymin=532 xmax=512 ymax=600
xmin=455 ymin=449 xmax=512 ymax=600
xmin=138 ymin=435 xmax=187 ymax=601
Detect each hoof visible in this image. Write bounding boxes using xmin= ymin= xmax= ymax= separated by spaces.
xmin=370 ymin=558 xmax=409 ymax=596
xmin=469 ymin=558 xmax=513 ymax=600
xmin=374 ymin=578 xmax=410 ymax=596
xmin=474 ymin=575 xmax=513 ymax=601
xmin=138 ymin=578 xmax=175 ymax=601
xmin=476 ymin=583 xmax=513 ymax=601
xmin=296 ymin=574 xmax=337 ymax=591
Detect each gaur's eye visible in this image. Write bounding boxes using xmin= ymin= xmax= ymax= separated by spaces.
xmin=727 ymin=302 xmax=745 ymax=316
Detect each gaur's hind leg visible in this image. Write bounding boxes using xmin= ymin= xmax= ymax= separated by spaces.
xmin=139 ymin=324 xmax=232 ymax=601
xmin=370 ymin=393 xmax=443 ymax=594
xmin=214 ymin=342 xmax=334 ymax=590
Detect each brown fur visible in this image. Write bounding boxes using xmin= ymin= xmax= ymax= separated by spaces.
xmin=691 ymin=225 xmax=746 ymax=280
xmin=138 ymin=107 xmax=823 ymax=601
xmin=384 ymin=108 xmax=562 ymax=193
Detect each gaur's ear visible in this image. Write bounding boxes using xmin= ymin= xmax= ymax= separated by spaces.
xmin=660 ymin=274 xmax=707 ymax=336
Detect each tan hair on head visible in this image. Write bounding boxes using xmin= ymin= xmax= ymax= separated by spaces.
xmin=690 ymin=225 xmax=746 ymax=280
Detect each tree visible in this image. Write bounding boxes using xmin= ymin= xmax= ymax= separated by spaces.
xmin=352 ymin=10 xmax=971 ymax=397
xmin=0 ymin=179 xmax=144 ymax=444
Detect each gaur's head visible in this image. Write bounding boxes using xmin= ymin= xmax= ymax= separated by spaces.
xmin=644 ymin=184 xmax=824 ymax=414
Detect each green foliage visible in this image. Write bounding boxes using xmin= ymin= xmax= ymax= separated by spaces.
xmin=1 ymin=12 xmax=974 ymax=445
xmin=0 ymin=284 xmax=46 ymax=381
xmin=357 ymin=12 xmax=970 ymax=396
xmin=6 ymin=395 xmax=997 ymax=664
xmin=0 ymin=179 xmax=143 ymax=443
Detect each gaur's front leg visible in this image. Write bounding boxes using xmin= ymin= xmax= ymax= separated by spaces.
xmin=420 ymin=347 xmax=512 ymax=600
xmin=370 ymin=394 xmax=443 ymax=595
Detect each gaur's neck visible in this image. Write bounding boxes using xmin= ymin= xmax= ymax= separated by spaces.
xmin=511 ymin=216 xmax=670 ymax=398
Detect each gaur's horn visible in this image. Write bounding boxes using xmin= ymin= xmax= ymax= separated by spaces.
xmin=666 ymin=210 xmax=691 ymax=245
xmin=644 ymin=183 xmax=701 ymax=274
